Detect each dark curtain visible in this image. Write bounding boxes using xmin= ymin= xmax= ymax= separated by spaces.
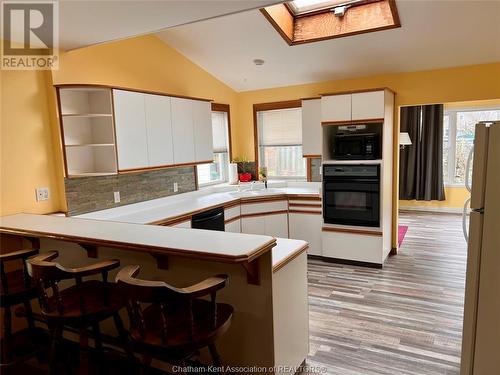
xmin=399 ymin=104 xmax=446 ymax=201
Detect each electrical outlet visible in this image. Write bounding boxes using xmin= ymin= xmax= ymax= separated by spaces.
xmin=35 ymin=187 xmax=50 ymax=202
xmin=114 ymin=191 xmax=120 ymax=203
xmin=173 ymin=182 xmax=179 ymax=193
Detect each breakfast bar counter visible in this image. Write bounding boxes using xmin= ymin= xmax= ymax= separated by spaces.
xmin=0 ymin=213 xmax=309 ymax=373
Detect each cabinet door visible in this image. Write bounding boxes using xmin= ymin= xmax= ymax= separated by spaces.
xmin=302 ymin=99 xmax=322 ymax=156
xmin=351 ymin=91 xmax=385 ymax=120
xmin=265 ymin=213 xmax=288 ymax=238
xmin=241 ymin=216 xmax=266 ymax=235
xmin=289 ymin=212 xmax=322 ymax=256
xmin=144 ymin=94 xmax=174 ymax=167
xmin=171 ymin=97 xmax=196 ymax=164
xmin=192 ymin=100 xmax=214 ymax=163
xmin=321 ymin=94 xmax=351 ymax=122
xmin=113 ymin=90 xmax=149 ymax=170
xmin=225 ymin=219 xmax=241 ymax=233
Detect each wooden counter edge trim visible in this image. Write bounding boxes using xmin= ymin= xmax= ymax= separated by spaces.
xmin=289 ymin=210 xmax=322 ymax=215
xmin=54 ymin=84 xmax=213 ymax=103
xmin=322 ymin=227 xmax=382 ymax=236
xmin=272 ymin=243 xmax=309 ymax=273
xmin=0 ymin=227 xmax=277 ymax=264
xmin=239 ymin=195 xmax=289 ymax=204
xmin=289 ymin=203 xmax=322 ymax=208
xmin=288 ymin=195 xmax=321 ymax=201
xmin=320 ymin=87 xmax=395 ymax=96
xmin=240 ymin=210 xmax=289 ymax=219
xmin=224 ymin=216 xmax=240 ymax=225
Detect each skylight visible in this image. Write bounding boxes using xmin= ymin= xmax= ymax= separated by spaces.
xmin=288 ymin=0 xmax=361 ymax=15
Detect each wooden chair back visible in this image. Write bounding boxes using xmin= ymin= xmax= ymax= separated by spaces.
xmin=115 ymin=265 xmax=229 ymax=342
xmin=27 ymin=251 xmax=120 ymax=316
xmin=0 ymin=248 xmax=39 ymax=298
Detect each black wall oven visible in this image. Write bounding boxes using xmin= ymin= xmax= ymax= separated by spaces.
xmin=323 ymin=164 xmax=380 ymax=227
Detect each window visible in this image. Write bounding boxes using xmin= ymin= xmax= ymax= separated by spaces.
xmin=443 ymin=108 xmax=500 ymax=185
xmin=257 ymin=107 xmax=306 ymax=179
xmin=288 ymin=0 xmax=359 ymax=15
xmin=197 ymin=110 xmax=230 ymax=186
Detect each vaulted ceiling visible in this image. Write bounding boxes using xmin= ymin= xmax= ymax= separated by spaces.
xmin=156 ymin=0 xmax=500 ymax=91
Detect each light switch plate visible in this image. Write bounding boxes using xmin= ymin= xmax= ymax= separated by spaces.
xmin=114 ymin=191 xmax=120 ymax=203
xmin=35 ymin=187 xmax=50 ymax=202
xmin=173 ymin=182 xmax=178 ymax=193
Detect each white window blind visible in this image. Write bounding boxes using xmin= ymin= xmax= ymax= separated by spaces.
xmin=212 ymin=111 xmax=228 ymax=152
xmin=258 ymin=108 xmax=302 ymax=146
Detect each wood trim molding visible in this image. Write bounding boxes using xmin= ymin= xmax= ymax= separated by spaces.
xmin=155 ymin=216 xmax=192 ymax=227
xmin=306 ymin=158 xmax=312 ymax=182
xmin=55 ymin=87 xmax=69 ymax=178
xmin=0 ymin=226 xmax=277 ymax=265
xmin=118 ymin=160 xmax=213 ymax=174
xmin=288 ymin=195 xmax=321 ymax=201
xmin=54 ymin=84 xmax=213 ymax=102
xmin=211 ymin=103 xmax=233 ymax=161
xmin=272 ymin=243 xmax=309 ymax=273
xmin=303 ymin=154 xmax=321 ymax=158
xmin=240 ymin=210 xmax=289 ymax=220
xmin=224 ymin=216 xmax=240 ymax=225
xmin=240 ymin=196 xmax=289 ymax=204
xmin=321 ymin=118 xmax=385 ymax=126
xmin=253 ymin=99 xmax=302 ymax=175
xmin=322 ymin=226 xmax=382 ymax=236
xmin=289 ymin=210 xmax=322 ymax=215
xmin=289 ymin=203 xmax=322 ymax=208
xmin=223 ymin=200 xmax=241 ymax=210
xmin=320 ymin=87 xmax=394 ymax=96
xmin=259 ymin=6 xmax=293 ymax=45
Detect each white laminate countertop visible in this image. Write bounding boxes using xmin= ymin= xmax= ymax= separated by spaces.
xmin=76 ymin=183 xmax=321 ymax=225
xmin=272 ymin=238 xmax=308 ymax=272
xmin=0 ymin=213 xmax=277 ymax=263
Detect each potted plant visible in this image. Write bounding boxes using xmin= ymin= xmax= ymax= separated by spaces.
xmin=232 ymin=156 xmax=253 ymax=182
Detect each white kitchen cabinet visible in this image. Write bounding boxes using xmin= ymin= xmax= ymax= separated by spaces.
xmin=192 ymin=100 xmax=214 ymax=163
xmin=171 ymin=97 xmax=196 ymax=164
xmin=144 ymin=93 xmax=174 ymax=167
xmin=289 ymin=212 xmax=322 ymax=256
xmin=241 ymin=216 xmax=266 ymax=235
xmin=321 ymin=94 xmax=351 ymax=122
xmin=265 ymin=213 xmax=288 ymax=238
xmin=225 ymin=219 xmax=241 ymax=233
xmin=113 ymin=90 xmax=149 ymax=170
xmin=351 ymin=91 xmax=385 ymax=120
xmin=241 ymin=213 xmax=288 ymax=238
xmin=301 ymin=99 xmax=322 ymax=156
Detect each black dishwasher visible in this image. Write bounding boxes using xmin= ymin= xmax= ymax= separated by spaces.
xmin=191 ymin=207 xmax=225 ymax=231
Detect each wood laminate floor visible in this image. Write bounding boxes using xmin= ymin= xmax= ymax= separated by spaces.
xmin=306 ymin=211 xmax=467 ymax=375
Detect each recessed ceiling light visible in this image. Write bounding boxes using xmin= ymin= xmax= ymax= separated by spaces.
xmin=253 ymin=59 xmax=265 ymax=66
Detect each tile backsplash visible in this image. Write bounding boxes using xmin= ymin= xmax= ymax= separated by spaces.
xmin=65 ymin=166 xmax=196 ymax=216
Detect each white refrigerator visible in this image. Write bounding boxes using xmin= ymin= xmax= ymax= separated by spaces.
xmin=461 ymin=121 xmax=500 ymax=374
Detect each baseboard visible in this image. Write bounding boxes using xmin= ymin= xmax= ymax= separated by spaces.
xmin=399 ymin=206 xmax=462 ymax=214
xmin=307 ymin=254 xmax=383 ymax=269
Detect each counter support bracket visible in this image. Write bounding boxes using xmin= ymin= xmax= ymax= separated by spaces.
xmin=242 ymin=259 xmax=260 ymax=285
xmin=151 ymin=254 xmax=169 ymax=270
xmin=80 ymin=244 xmax=98 ymax=258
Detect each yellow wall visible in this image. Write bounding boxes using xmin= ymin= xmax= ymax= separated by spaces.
xmin=400 ymin=187 xmax=470 ymax=210
xmin=0 ymin=69 xmax=65 ymax=215
xmin=1 ymin=35 xmax=238 ymax=216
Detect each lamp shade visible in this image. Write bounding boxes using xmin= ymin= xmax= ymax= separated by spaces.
xmin=399 ymin=132 xmax=412 ymax=146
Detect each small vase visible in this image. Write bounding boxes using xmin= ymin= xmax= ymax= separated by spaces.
xmin=239 ymin=173 xmax=252 ymax=182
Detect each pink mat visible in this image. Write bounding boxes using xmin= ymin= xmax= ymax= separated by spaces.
xmin=398 ymin=225 xmax=409 ymax=247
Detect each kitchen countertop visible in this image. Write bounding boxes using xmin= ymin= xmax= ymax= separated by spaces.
xmin=76 ymin=184 xmax=321 ymax=225
xmin=0 ymin=213 xmax=276 ymax=264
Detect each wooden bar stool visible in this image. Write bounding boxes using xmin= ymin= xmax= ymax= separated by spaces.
xmin=0 ymin=248 xmax=43 ymax=368
xmin=27 ymin=251 xmax=129 ymax=374
xmin=115 ymin=265 xmax=233 ymax=372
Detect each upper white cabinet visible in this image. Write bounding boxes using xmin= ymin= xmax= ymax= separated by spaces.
xmin=301 ymin=99 xmax=322 ymax=156
xmin=171 ymin=97 xmax=196 ymax=165
xmin=144 ymin=93 xmax=174 ymax=167
xmin=113 ymin=90 xmax=149 ymax=170
xmin=321 ymin=90 xmax=387 ymax=123
xmin=321 ymin=94 xmax=351 ymax=122
xmin=192 ymin=100 xmax=214 ymax=162
xmin=351 ymin=91 xmax=385 ymax=120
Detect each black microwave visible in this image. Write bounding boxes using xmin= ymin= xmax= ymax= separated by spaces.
xmin=332 ymin=133 xmax=380 ymax=160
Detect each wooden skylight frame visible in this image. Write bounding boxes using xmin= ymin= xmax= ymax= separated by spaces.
xmin=261 ymin=0 xmax=400 ymax=45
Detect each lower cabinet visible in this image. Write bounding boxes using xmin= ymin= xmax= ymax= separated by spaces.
xmin=225 ymin=219 xmax=241 ymax=233
xmin=241 ymin=213 xmax=288 ymax=238
xmin=289 ymin=212 xmax=322 ymax=256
